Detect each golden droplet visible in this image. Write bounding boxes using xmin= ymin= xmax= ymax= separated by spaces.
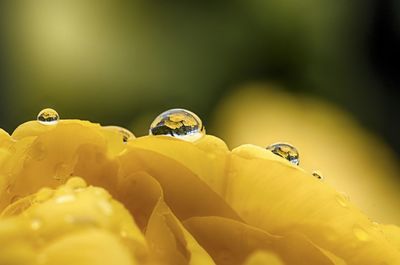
xmin=37 ymin=108 xmax=59 ymax=125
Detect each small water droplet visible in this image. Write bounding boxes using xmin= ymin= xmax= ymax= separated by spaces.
xmin=37 ymin=108 xmax=59 ymax=125
xmin=34 ymin=188 xmax=54 ymax=203
xmin=53 ymin=163 xmax=73 ymax=182
xmin=312 ymin=170 xmax=324 ymax=180
xmin=97 ymin=200 xmax=113 ymax=216
xmin=10 ymin=195 xmax=22 ymax=203
xmin=66 ymin=177 xmax=87 ymax=189
xmin=353 ymin=225 xmax=370 ymax=242
xmin=54 ymin=194 xmax=76 ymax=204
xmin=335 ymin=193 xmax=349 ymax=208
xmin=64 ymin=214 xmax=97 ymax=226
xmin=30 ymin=218 xmax=43 ymax=231
xmin=6 ymin=184 xmax=13 ymax=194
xmin=104 ymin=126 xmax=135 ymax=143
xmin=266 ymin=142 xmax=299 ymax=165
xmin=149 ymin=108 xmax=205 ymax=141
xmin=120 ymin=230 xmax=128 ymax=238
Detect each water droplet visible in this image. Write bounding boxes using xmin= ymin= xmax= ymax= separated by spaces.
xmin=149 ymin=108 xmax=205 ymax=141
xmin=66 ymin=177 xmax=87 ymax=189
xmin=34 ymin=188 xmax=54 ymax=203
xmin=312 ymin=170 xmax=324 ymax=180
xmin=266 ymin=142 xmax=299 ymax=165
xmin=104 ymin=126 xmax=135 ymax=143
xmin=97 ymin=200 xmax=113 ymax=216
xmin=120 ymin=230 xmax=128 ymax=238
xmin=37 ymin=108 xmax=59 ymax=125
xmin=54 ymin=194 xmax=76 ymax=204
xmin=64 ymin=214 xmax=97 ymax=226
xmin=53 ymin=163 xmax=73 ymax=182
xmin=10 ymin=195 xmax=22 ymax=203
xmin=30 ymin=218 xmax=43 ymax=231
xmin=6 ymin=184 xmax=13 ymax=194
xmin=353 ymin=225 xmax=370 ymax=242
xmin=335 ymin=193 xmax=349 ymax=208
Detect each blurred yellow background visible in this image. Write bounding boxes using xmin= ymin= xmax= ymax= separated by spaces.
xmin=0 ymin=1 xmax=399 ymax=224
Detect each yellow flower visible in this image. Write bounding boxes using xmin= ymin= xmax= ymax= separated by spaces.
xmin=212 ymin=84 xmax=400 ymax=225
xmin=0 ymin=116 xmax=399 ymax=265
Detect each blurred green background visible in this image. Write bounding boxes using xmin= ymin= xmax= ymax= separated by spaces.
xmin=0 ymin=0 xmax=399 ymax=155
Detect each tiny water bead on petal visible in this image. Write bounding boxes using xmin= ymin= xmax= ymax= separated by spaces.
xmin=149 ymin=108 xmax=206 ymax=141
xmin=312 ymin=170 xmax=324 ymax=180
xmin=37 ymin=108 xmax=59 ymax=125
xmin=266 ymin=142 xmax=299 ymax=165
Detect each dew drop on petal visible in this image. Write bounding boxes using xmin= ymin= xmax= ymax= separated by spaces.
xmin=30 ymin=218 xmax=43 ymax=231
xmin=335 ymin=193 xmax=350 ymax=208
xmin=53 ymin=163 xmax=73 ymax=182
xmin=6 ymin=184 xmax=13 ymax=194
xmin=66 ymin=177 xmax=87 ymax=190
xmin=34 ymin=188 xmax=54 ymax=203
xmin=37 ymin=108 xmax=59 ymax=125
xmin=149 ymin=108 xmax=205 ymax=141
xmin=312 ymin=170 xmax=324 ymax=180
xmin=97 ymin=200 xmax=113 ymax=216
xmin=104 ymin=126 xmax=135 ymax=143
xmin=353 ymin=225 xmax=370 ymax=242
xmin=266 ymin=142 xmax=299 ymax=165
xmin=10 ymin=195 xmax=22 ymax=204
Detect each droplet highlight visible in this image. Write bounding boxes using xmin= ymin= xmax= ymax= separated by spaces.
xmin=37 ymin=108 xmax=59 ymax=125
xmin=266 ymin=142 xmax=299 ymax=165
xmin=30 ymin=218 xmax=43 ymax=231
xmin=312 ymin=170 xmax=324 ymax=180
xmin=54 ymin=194 xmax=76 ymax=204
xmin=149 ymin=108 xmax=205 ymax=141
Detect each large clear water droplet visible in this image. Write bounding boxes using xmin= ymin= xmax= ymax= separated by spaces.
xmin=37 ymin=108 xmax=59 ymax=125
xmin=149 ymin=108 xmax=205 ymax=141
xmin=266 ymin=142 xmax=299 ymax=165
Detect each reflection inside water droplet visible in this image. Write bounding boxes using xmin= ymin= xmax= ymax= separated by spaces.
xmin=312 ymin=170 xmax=324 ymax=180
xmin=37 ymin=108 xmax=59 ymax=125
xmin=149 ymin=108 xmax=205 ymax=141
xmin=266 ymin=142 xmax=299 ymax=165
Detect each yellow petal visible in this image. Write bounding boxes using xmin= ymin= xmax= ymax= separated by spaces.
xmin=0 ymin=177 xmax=149 ymax=264
xmin=119 ymin=140 xmax=239 ymax=221
xmin=146 ymin=198 xmax=215 ymax=265
xmin=0 ymin=121 xmax=119 ymax=211
xmin=381 ymin=224 xmax=400 ymax=251
xmin=184 ymin=216 xmax=335 ymax=265
xmin=242 ymin=251 xmax=284 ymax=265
xmin=212 ymin=85 xmax=400 ymax=224
xmin=225 ymin=144 xmax=400 ymax=264
xmin=41 ymin=230 xmax=136 ymax=265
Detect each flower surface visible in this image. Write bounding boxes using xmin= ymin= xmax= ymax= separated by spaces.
xmin=0 ymin=119 xmax=399 ymax=265
xmin=213 ymin=85 xmax=400 ymax=225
